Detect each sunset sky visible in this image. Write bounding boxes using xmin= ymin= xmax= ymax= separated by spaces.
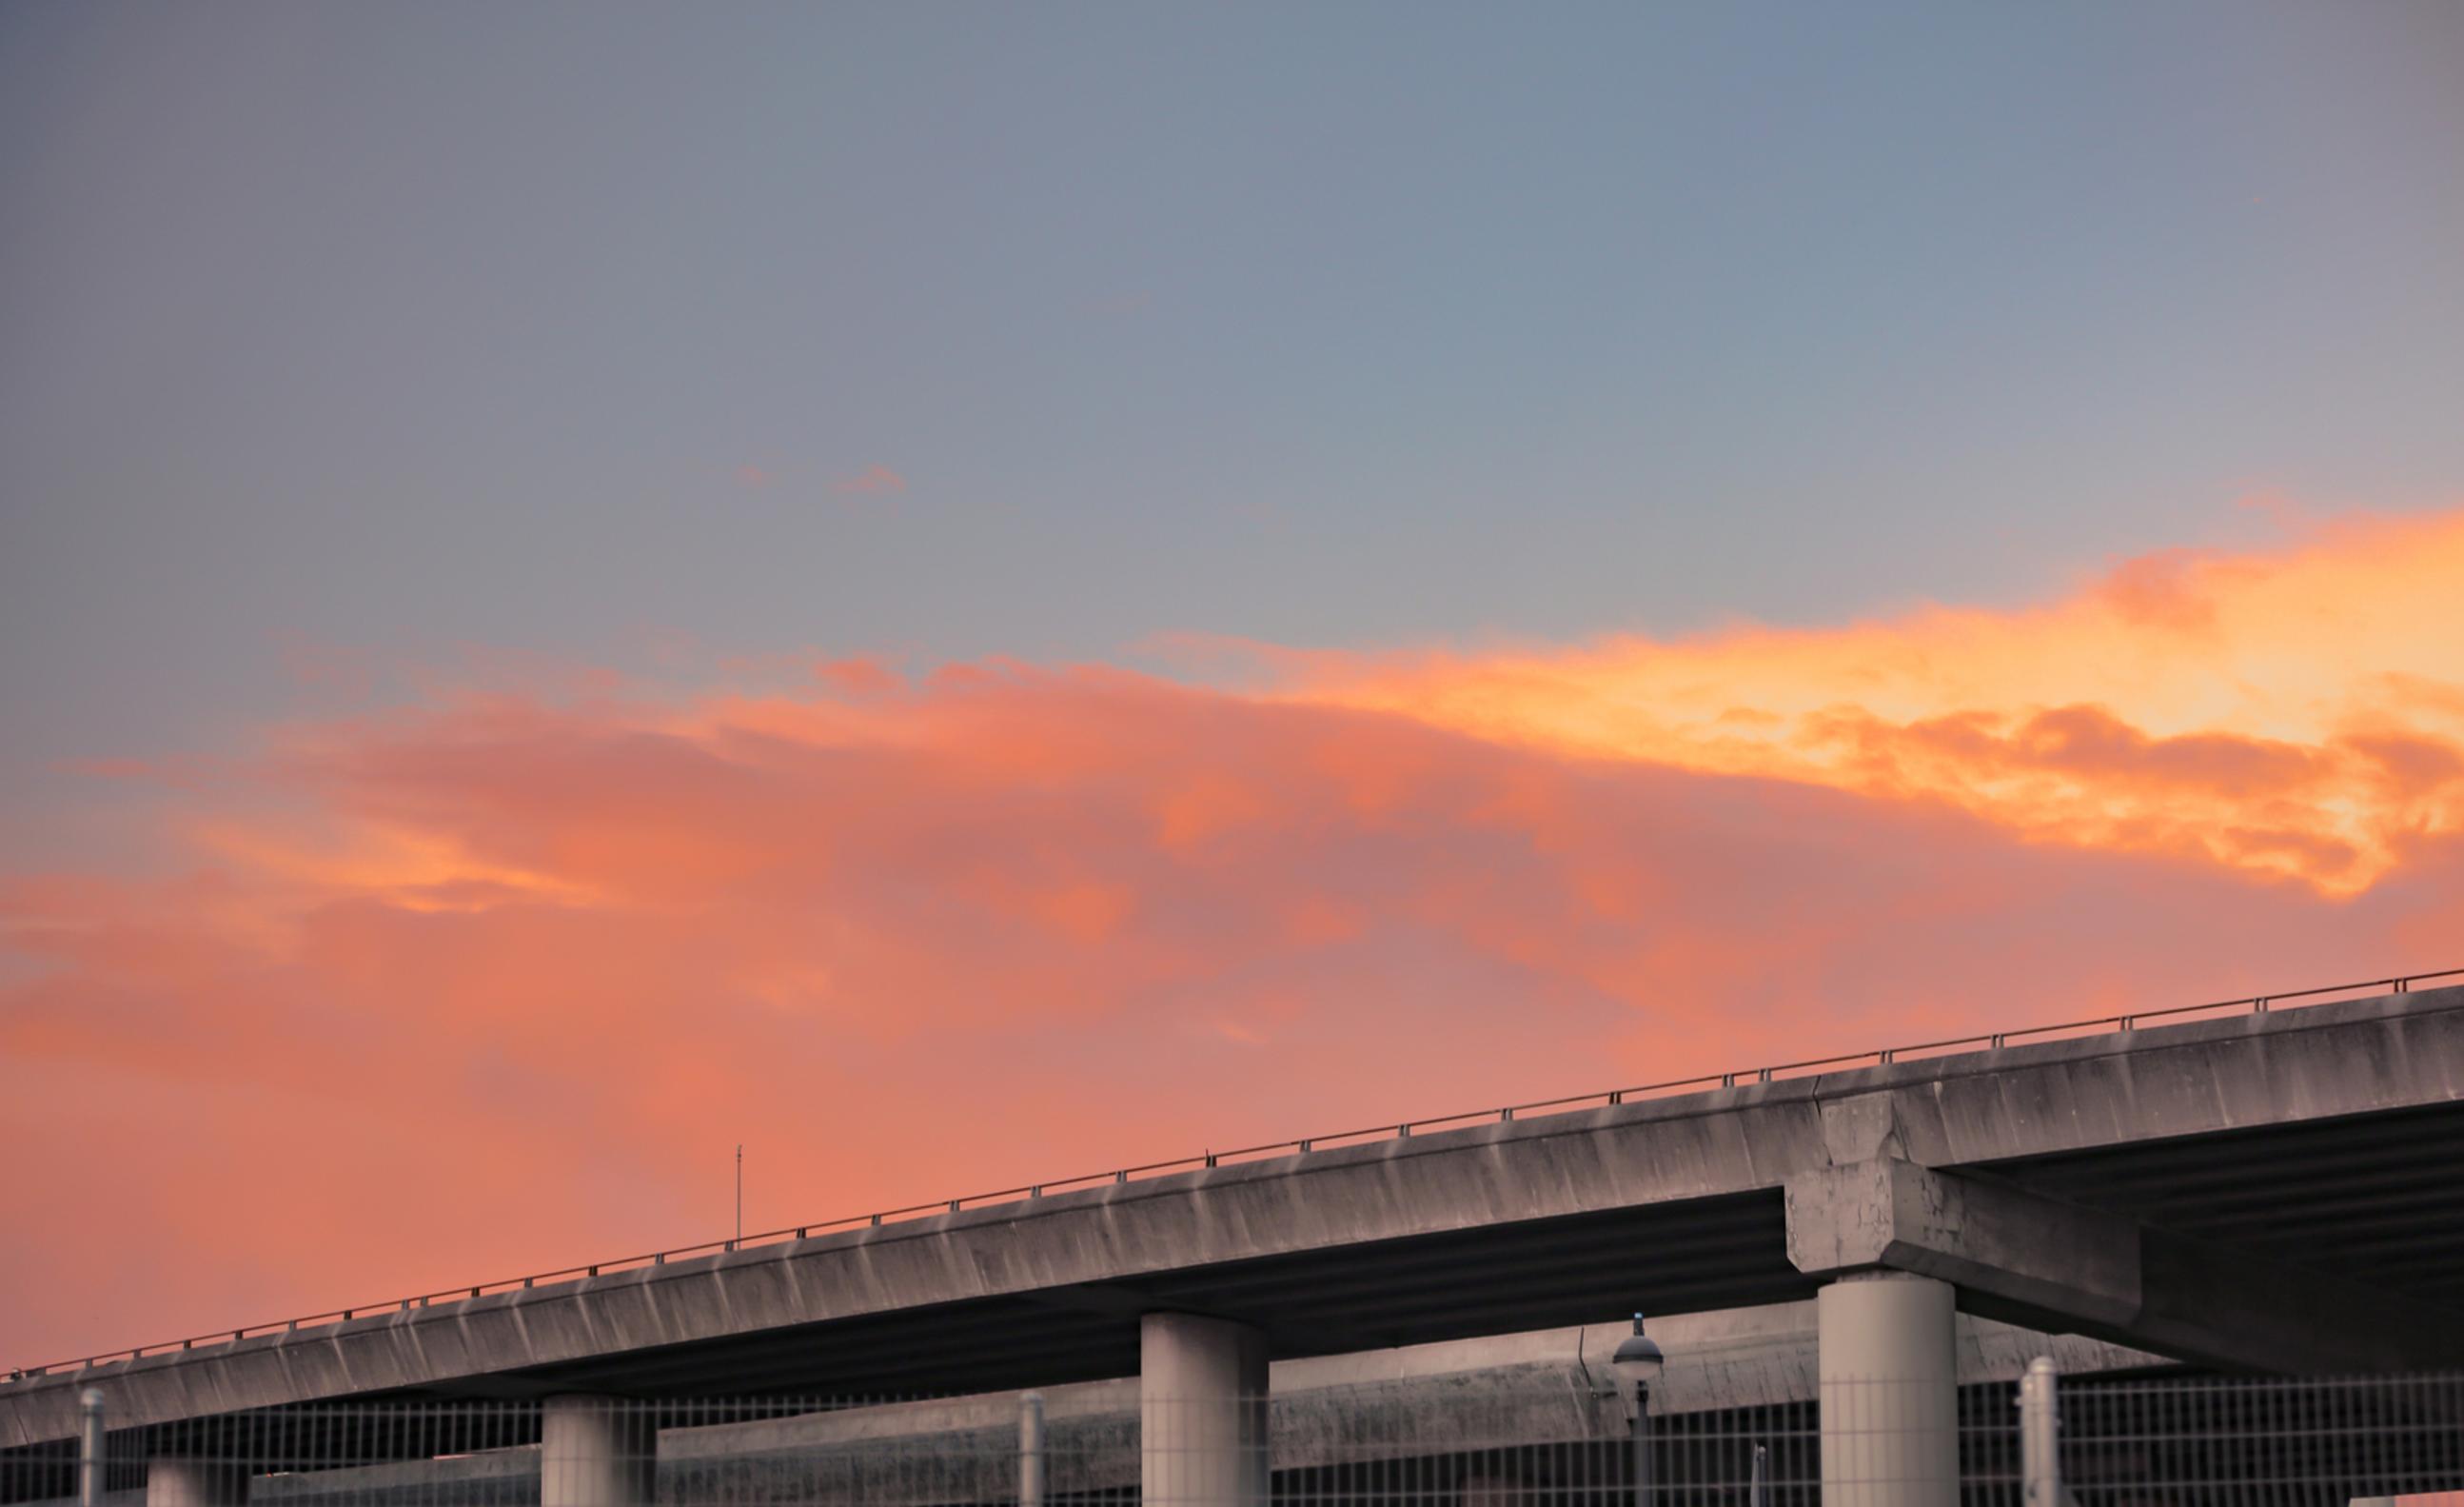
xmin=4 ymin=2 xmax=2462 ymax=1369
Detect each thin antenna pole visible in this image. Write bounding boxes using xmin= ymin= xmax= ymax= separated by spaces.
xmin=735 ymin=1144 xmax=742 ymax=1246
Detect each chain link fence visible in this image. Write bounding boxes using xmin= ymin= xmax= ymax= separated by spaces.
xmin=10 ymin=1366 xmax=2462 ymax=1506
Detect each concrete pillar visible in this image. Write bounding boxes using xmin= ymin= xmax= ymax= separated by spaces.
xmin=1140 ymin=1313 xmax=1268 ymax=1507
xmin=145 ymin=1461 xmax=248 ymax=1507
xmin=78 ymin=1390 xmax=107 ymax=1507
xmin=1817 ymin=1273 xmax=1957 ymax=1507
xmin=542 ymin=1395 xmax=655 ymax=1507
xmin=2017 ymin=1356 xmax=2061 ymax=1506
xmin=1019 ymin=1390 xmax=1046 ymax=1507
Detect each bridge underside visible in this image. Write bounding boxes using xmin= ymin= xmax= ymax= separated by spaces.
xmin=458 ymin=1099 xmax=2464 ymax=1401
xmin=30 ymin=1098 xmax=2450 ymax=1395
xmin=1977 ymin=1098 xmax=2464 ymax=1313
xmin=519 ymin=1192 xmax=1804 ymax=1398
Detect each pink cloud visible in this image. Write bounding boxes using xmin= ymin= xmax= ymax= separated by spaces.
xmin=6 ymin=508 xmax=2462 ymax=1368
xmin=833 ymin=464 xmax=907 ymax=496
xmin=3 ymin=660 xmax=2455 ymax=1367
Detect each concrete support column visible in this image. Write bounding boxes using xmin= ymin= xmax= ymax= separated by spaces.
xmin=1140 ymin=1313 xmax=1268 ymax=1507
xmin=1817 ymin=1273 xmax=1957 ymax=1507
xmin=542 ymin=1395 xmax=656 ymax=1507
xmin=145 ymin=1460 xmax=248 ymax=1507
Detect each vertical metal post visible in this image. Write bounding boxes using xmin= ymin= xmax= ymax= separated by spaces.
xmin=1748 ymin=1443 xmax=1767 ymax=1507
xmin=2019 ymin=1355 xmax=2061 ymax=1506
xmin=77 ymin=1389 xmax=105 ymax=1507
xmin=1631 ymin=1380 xmax=1652 ymax=1506
xmin=1019 ymin=1390 xmax=1046 ymax=1507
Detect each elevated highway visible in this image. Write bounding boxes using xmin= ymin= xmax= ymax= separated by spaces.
xmin=6 ymin=978 xmax=2461 ymax=1505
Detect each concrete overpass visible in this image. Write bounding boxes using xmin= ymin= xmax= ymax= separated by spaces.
xmin=6 ymin=979 xmax=2462 ymax=1505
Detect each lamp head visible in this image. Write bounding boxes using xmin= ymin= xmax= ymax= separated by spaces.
xmin=1608 ymin=1312 xmax=1665 ymax=1378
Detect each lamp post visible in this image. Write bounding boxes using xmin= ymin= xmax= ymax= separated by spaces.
xmin=1609 ymin=1314 xmax=1665 ymax=1507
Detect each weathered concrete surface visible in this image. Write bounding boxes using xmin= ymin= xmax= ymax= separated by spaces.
xmin=1788 ymin=1160 xmax=2140 ymax=1325
xmin=6 ymin=986 xmax=2454 ymax=1446
xmin=1784 ymin=1158 xmax=2464 ymax=1371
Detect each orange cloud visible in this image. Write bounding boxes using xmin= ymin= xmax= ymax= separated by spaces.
xmin=1268 ymin=508 xmax=2464 ymax=893
xmin=3 ymin=509 xmax=2460 ymax=1369
xmin=834 ymin=463 xmax=907 ymax=495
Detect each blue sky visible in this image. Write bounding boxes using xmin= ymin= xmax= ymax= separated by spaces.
xmin=4 ymin=1 xmax=2460 ymax=827
xmin=6 ymin=1 xmax=2464 ymax=1366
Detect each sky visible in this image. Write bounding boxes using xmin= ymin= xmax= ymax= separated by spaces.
xmin=1 ymin=2 xmax=2460 ymax=1368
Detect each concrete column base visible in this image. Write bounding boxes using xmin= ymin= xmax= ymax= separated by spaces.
xmin=145 ymin=1460 xmax=248 ymax=1507
xmin=1818 ymin=1272 xmax=1957 ymax=1507
xmin=1141 ymin=1313 xmax=1269 ymax=1507
xmin=542 ymin=1395 xmax=656 ymax=1507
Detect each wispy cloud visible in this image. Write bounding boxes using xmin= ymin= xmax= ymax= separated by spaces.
xmin=1269 ymin=508 xmax=2464 ymax=894
xmin=833 ymin=464 xmax=907 ymax=496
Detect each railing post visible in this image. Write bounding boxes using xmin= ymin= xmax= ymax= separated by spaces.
xmin=78 ymin=1389 xmax=105 ymax=1507
xmin=2019 ymin=1356 xmax=2061 ymax=1505
xmin=1019 ymin=1390 xmax=1046 ymax=1507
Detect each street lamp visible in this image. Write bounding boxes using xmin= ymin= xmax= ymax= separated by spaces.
xmin=1609 ymin=1314 xmax=1665 ymax=1506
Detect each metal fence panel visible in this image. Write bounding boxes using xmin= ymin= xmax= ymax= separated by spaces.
xmin=9 ymin=1372 xmax=2461 ymax=1506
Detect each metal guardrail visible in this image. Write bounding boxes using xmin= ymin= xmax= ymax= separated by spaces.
xmin=9 ymin=965 xmax=2458 ymax=1383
